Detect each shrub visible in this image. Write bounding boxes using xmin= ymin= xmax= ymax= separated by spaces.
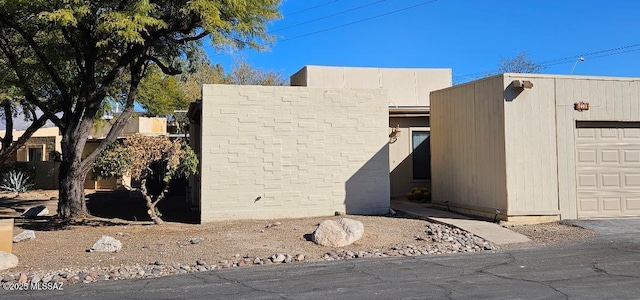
xmin=405 ymin=187 xmax=431 ymax=202
xmin=0 ymin=170 xmax=35 ymax=193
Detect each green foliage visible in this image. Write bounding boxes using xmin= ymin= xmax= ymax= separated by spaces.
xmin=0 ymin=0 xmax=280 ymax=218
xmin=92 ymin=135 xmax=198 ymax=186
xmin=0 ymin=170 xmax=34 ymax=193
xmin=137 ymin=65 xmax=190 ymax=116
xmin=49 ymin=150 xmax=62 ymax=162
xmin=0 ymin=162 xmax=35 ymax=181
xmin=405 ymin=187 xmax=431 ymax=203
xmin=91 ymin=141 xmax=134 ymax=180
xmin=174 ymin=142 xmax=199 ymax=179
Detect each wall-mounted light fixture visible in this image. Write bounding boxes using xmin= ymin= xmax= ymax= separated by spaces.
xmin=389 ymin=124 xmax=401 ymax=144
xmin=512 ymin=80 xmax=534 ymax=89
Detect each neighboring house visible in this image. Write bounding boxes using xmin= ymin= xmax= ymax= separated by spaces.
xmin=0 ymin=127 xmax=62 ymax=189
xmin=1 ymin=117 xmax=168 ymax=190
xmin=5 ymin=127 xmax=62 ymax=162
xmin=431 ymin=73 xmax=640 ymax=222
xmin=290 ymin=66 xmax=452 ymax=197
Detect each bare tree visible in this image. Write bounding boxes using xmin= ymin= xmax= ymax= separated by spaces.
xmin=497 ymin=52 xmax=545 ymax=73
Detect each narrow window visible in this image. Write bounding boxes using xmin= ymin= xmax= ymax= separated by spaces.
xmin=412 ymin=131 xmax=431 ymax=180
xmin=28 ymin=147 xmax=43 ymax=162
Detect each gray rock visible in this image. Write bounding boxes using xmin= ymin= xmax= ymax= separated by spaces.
xmin=77 ymin=271 xmax=89 ymax=280
xmin=89 ymin=236 xmax=122 ymax=252
xmin=0 ymin=251 xmax=18 ymax=270
xmin=271 ymin=253 xmax=286 ymax=263
xmin=21 ymin=205 xmax=49 ymax=217
xmin=189 ymin=238 xmax=203 ymax=244
xmin=42 ymin=275 xmax=53 ymax=283
xmin=312 ymin=218 xmax=364 ymax=247
xmin=13 ymin=230 xmax=36 ymax=243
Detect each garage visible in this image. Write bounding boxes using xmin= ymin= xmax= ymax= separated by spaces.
xmin=576 ymin=122 xmax=640 ymax=218
xmin=431 ymin=73 xmax=640 ymax=221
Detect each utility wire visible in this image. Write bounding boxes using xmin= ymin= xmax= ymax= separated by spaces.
xmin=284 ymin=0 xmax=342 ymax=17
xmin=280 ymin=0 xmax=439 ymax=42
xmin=453 ymin=43 xmax=640 ymax=81
xmin=271 ymin=0 xmax=389 ymax=33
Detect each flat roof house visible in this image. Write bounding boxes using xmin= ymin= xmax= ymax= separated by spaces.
xmin=291 ymin=66 xmax=452 ymax=198
xmin=431 ymin=73 xmax=640 ymax=221
xmin=188 ymin=65 xmax=452 ymax=222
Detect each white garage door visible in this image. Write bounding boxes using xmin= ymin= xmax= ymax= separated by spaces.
xmin=576 ymin=122 xmax=640 ymax=218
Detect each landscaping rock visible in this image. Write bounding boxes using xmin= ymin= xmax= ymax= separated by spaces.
xmin=21 ymin=205 xmax=49 ymax=217
xmin=0 ymin=251 xmax=18 ymax=270
xmin=13 ymin=230 xmax=36 ymax=243
xmin=270 ymin=253 xmax=286 ymax=263
xmin=312 ymin=218 xmax=364 ymax=247
xmin=89 ymin=236 xmax=122 ymax=252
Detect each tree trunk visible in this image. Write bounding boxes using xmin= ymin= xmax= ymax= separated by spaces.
xmin=56 ymin=116 xmax=94 ymax=220
xmin=140 ymin=178 xmax=164 ymax=225
xmin=57 ymin=160 xmax=90 ymax=219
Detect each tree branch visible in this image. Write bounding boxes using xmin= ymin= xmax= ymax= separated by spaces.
xmin=0 ymin=114 xmax=47 ymax=165
xmin=79 ymin=59 xmax=145 ymax=173
xmin=146 ymin=55 xmax=181 ymax=75
xmin=166 ymin=31 xmax=209 ymax=44
xmin=61 ymin=26 xmax=86 ymax=80
xmin=0 ymin=14 xmax=73 ymax=104
xmin=0 ymin=30 xmax=62 ymax=128
xmin=1 ymin=100 xmax=13 ymax=150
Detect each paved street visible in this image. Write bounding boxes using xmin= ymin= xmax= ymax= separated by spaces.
xmin=3 ymin=218 xmax=640 ymax=300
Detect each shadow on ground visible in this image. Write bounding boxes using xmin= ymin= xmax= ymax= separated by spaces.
xmin=86 ymin=190 xmax=199 ymax=224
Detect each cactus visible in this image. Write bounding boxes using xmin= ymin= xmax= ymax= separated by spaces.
xmin=0 ymin=170 xmax=35 ymax=193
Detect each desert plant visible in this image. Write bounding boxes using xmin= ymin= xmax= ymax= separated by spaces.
xmin=0 ymin=170 xmax=34 ymax=193
xmin=405 ymin=187 xmax=431 ymax=203
xmin=92 ymin=135 xmax=198 ymax=224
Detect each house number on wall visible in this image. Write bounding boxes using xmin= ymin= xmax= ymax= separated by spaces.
xmin=574 ymin=101 xmax=590 ymax=112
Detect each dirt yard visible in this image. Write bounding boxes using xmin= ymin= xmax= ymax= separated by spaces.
xmin=1 ymin=190 xmax=597 ymax=277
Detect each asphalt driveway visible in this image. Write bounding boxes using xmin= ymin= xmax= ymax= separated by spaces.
xmin=3 ymin=218 xmax=640 ymax=300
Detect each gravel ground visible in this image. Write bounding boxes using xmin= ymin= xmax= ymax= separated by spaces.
xmin=0 ymin=190 xmax=597 ymax=285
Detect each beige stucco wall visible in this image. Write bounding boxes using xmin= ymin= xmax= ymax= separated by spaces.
xmin=430 ymin=76 xmax=509 ymax=216
xmin=432 ymin=73 xmax=640 ymax=220
xmin=502 ymin=75 xmax=560 ymax=216
xmin=291 ymin=65 xmax=451 ymax=107
xmin=0 ymin=127 xmax=62 ymax=162
xmin=389 ymin=117 xmax=430 ymax=197
xmin=198 ymin=84 xmax=390 ymax=222
xmin=91 ymin=117 xmax=167 ymax=138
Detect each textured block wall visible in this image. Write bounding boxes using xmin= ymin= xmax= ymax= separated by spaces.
xmin=199 ymin=84 xmax=389 ymax=222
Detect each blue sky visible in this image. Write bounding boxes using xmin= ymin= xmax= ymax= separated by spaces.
xmin=207 ymin=0 xmax=640 ymax=83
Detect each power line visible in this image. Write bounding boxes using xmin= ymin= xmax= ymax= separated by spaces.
xmin=271 ymin=0 xmax=389 ymax=33
xmin=284 ymin=0 xmax=342 ymax=17
xmin=453 ymin=43 xmax=640 ymax=81
xmin=280 ymin=0 xmax=440 ymax=42
xmin=538 ymin=43 xmax=640 ymax=66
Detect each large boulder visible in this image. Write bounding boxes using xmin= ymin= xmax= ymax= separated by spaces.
xmin=13 ymin=230 xmax=35 ymax=243
xmin=21 ymin=205 xmax=49 ymax=218
xmin=312 ymin=218 xmax=364 ymax=247
xmin=0 ymin=251 xmax=18 ymax=270
xmin=89 ymin=236 xmax=122 ymax=253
